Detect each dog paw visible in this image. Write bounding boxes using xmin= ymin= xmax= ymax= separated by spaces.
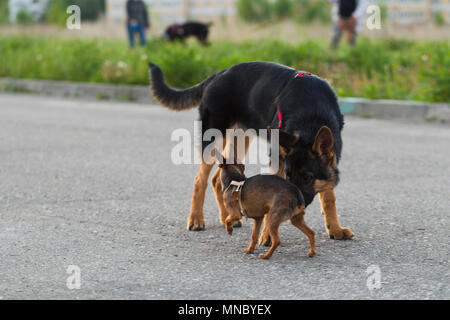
xmin=225 ymin=223 xmax=234 ymax=235
xmin=258 ymin=233 xmax=272 ymax=247
xmin=259 ymin=253 xmax=272 ymax=259
xmin=187 ymin=217 xmax=205 ymax=231
xmin=244 ymin=248 xmax=254 ymax=254
xmin=328 ymin=227 xmax=354 ymax=240
xmin=307 ymin=250 xmax=316 ymax=257
xmin=233 ymin=220 xmax=242 ymax=228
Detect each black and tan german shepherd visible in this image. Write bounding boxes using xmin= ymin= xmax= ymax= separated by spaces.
xmin=149 ymin=61 xmax=353 ymax=244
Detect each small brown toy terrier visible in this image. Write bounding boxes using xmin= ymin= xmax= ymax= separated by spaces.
xmin=219 ymin=158 xmax=316 ymax=259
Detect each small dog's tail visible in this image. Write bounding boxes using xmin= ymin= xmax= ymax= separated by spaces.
xmin=148 ymin=62 xmax=216 ymax=111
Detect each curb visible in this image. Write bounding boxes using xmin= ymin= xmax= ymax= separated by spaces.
xmin=1 ymin=78 xmax=449 ymax=123
xmin=340 ymin=97 xmax=450 ymax=124
xmin=0 ymin=77 xmax=153 ymax=104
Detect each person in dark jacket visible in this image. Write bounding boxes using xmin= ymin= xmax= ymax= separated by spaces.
xmin=126 ymin=0 xmax=150 ymax=47
xmin=329 ymin=0 xmax=368 ymax=48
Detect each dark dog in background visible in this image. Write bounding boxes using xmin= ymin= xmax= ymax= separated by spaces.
xmin=163 ymin=21 xmax=212 ymax=45
xmin=149 ymin=61 xmax=354 ymax=246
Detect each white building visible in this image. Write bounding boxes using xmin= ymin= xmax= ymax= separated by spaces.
xmin=379 ymin=0 xmax=450 ymax=25
xmin=106 ymin=0 xmax=237 ymax=25
xmin=9 ymin=0 xmax=50 ymax=23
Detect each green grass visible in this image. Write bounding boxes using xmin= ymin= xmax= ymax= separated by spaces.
xmin=0 ymin=36 xmax=448 ymax=103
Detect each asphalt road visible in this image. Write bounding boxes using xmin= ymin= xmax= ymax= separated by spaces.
xmin=0 ymin=93 xmax=448 ymax=299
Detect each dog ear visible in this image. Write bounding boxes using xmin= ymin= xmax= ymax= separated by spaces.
xmin=215 ymin=148 xmax=226 ymax=167
xmin=237 ymin=164 xmax=245 ymax=174
xmin=313 ymin=126 xmax=334 ymax=157
xmin=220 ymin=156 xmax=227 ymax=167
xmin=218 ymin=157 xmax=227 ymax=168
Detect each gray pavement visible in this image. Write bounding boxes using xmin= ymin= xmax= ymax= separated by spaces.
xmin=0 ymin=93 xmax=448 ymax=299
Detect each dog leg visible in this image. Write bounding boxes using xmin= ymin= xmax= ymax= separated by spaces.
xmin=224 ymin=211 xmax=241 ymax=235
xmin=187 ymin=162 xmax=214 ymax=231
xmin=319 ymin=189 xmax=354 ymax=240
xmin=211 ymin=167 xmax=229 ymax=224
xmin=258 ymin=215 xmax=272 ymax=247
xmin=291 ymin=214 xmax=316 ymax=257
xmin=259 ymin=157 xmax=286 ymax=246
xmin=260 ymin=223 xmax=281 ymax=259
xmin=245 ymin=218 xmax=263 ymax=254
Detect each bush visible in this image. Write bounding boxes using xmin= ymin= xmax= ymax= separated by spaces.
xmin=237 ymin=0 xmax=273 ymax=23
xmin=433 ymin=11 xmax=445 ymax=27
xmin=237 ymin=0 xmax=330 ymax=24
xmin=273 ymin=0 xmax=294 ymax=19
xmin=70 ymin=0 xmax=105 ymax=21
xmin=419 ymin=42 xmax=450 ymax=102
xmin=0 ymin=36 xmax=448 ymax=103
xmin=16 ymin=9 xmax=33 ymax=25
xmin=294 ymin=0 xmax=331 ymax=24
xmin=380 ymin=4 xmax=388 ymax=23
xmin=46 ymin=0 xmax=68 ymax=26
xmin=0 ymin=0 xmax=8 ymax=25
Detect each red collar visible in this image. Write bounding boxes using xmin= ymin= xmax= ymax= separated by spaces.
xmin=276 ymin=71 xmax=312 ymax=129
xmin=296 ymin=71 xmax=312 ymax=78
xmin=277 ymin=105 xmax=282 ymax=129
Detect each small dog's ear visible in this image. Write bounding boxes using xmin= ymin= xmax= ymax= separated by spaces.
xmin=231 ymin=191 xmax=239 ymax=202
xmin=215 ymin=149 xmax=226 ymax=166
xmin=218 ymin=157 xmax=226 ymax=168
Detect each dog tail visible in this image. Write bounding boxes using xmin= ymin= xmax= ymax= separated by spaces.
xmin=148 ymin=62 xmax=216 ymax=111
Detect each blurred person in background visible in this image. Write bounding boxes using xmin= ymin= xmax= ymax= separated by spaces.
xmin=126 ymin=0 xmax=150 ymax=47
xmin=329 ymin=0 xmax=368 ymax=48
